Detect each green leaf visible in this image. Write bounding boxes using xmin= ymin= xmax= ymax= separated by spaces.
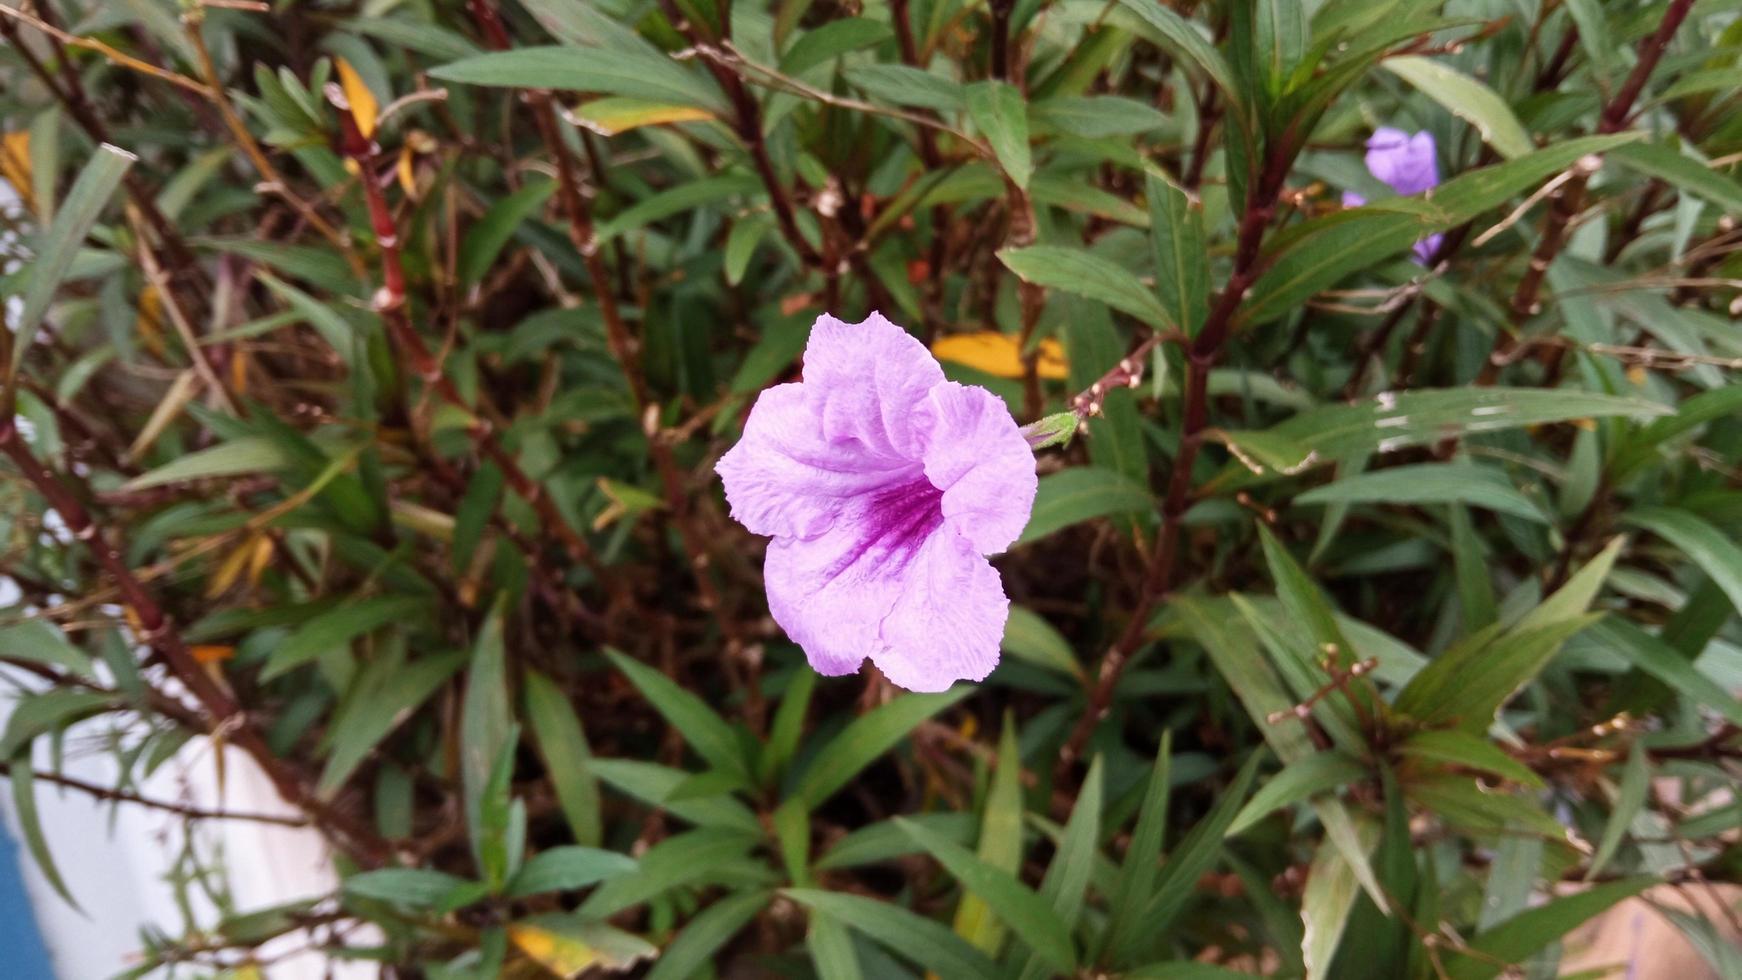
xmin=461 ymin=604 xmax=513 ymax=879
xmin=1131 ymin=751 xmax=1265 ymax=947
xmin=1296 ymin=463 xmax=1548 ymax=523
xmin=429 ymin=46 xmax=728 ymax=113
xmin=604 ymin=648 xmax=749 ymax=779
xmin=1622 ymin=507 xmax=1742 ymax=616
xmin=1017 ymin=468 xmax=1155 ymax=545
xmin=1227 ymin=752 xmax=1367 ymax=837
xmin=1561 ymin=0 xmax=1614 ymax=83
xmin=900 ymin=818 xmax=1076 ymax=974
xmin=783 ymin=889 xmax=1001 ymax=980
xmin=724 ymin=213 xmax=773 ymax=287
xmin=1031 ymin=96 xmax=1169 ymax=138
xmin=260 ymin=595 xmax=427 ymax=681
xmin=1593 ymin=619 xmax=1742 ymax=726
xmin=1395 ymin=615 xmax=1602 ymax=731
xmin=1240 ymin=209 xmax=1423 ymax=326
xmin=507 ymin=846 xmax=638 ymax=898
xmin=7 ymin=761 xmax=77 ymax=909
xmin=0 ymin=621 xmax=99 ymax=682
xmin=782 ymin=18 xmax=889 ymax=74
xmin=1220 ymin=388 xmax=1668 ymax=473
xmin=317 ymin=649 xmax=467 ymax=797
xmin=525 ymin=670 xmax=604 ymax=846
xmin=1301 ymin=816 xmax=1370 ymax=980
xmin=1443 ymin=878 xmax=1653 ymax=980
xmin=1114 ymin=0 xmax=1238 ymax=103
xmin=343 ymin=868 xmax=479 ymax=908
xmin=597 ymin=174 xmax=762 ymax=243
xmin=1034 ymin=755 xmax=1103 ymax=946
xmin=459 ymin=179 xmax=557 ymax=286
xmin=1146 ymin=173 xmax=1209 ymax=335
xmin=1585 ymin=742 xmax=1649 ymax=881
xmin=815 ymin=813 xmax=976 ymax=871
xmin=1382 ymin=56 xmax=1533 ymax=159
xmin=1613 ymin=385 xmax=1742 ymax=482
xmin=789 ymin=689 xmax=971 ymax=809
xmin=11 ymin=144 xmax=133 ymax=378
xmin=965 ymin=81 xmax=1031 ymax=190
xmin=645 ymin=890 xmax=771 ymax=980
xmin=347 ymin=16 xmax=483 ymax=60
xmin=1609 ymin=141 xmax=1742 ymax=216
xmin=1397 ymin=730 xmax=1543 ymax=789
xmin=1105 ymin=733 xmax=1172 ymax=959
xmin=122 ymin=436 xmax=294 ymax=492
xmin=998 ymin=245 xmax=1174 ymax=330
xmin=1001 ymin=605 xmax=1084 ymax=679
xmin=807 ymin=910 xmax=863 ymax=980
xmin=843 ymin=64 xmax=965 ymax=111
xmin=578 ymin=828 xmax=759 ymax=918
xmin=951 ymin=720 xmax=1026 ymax=957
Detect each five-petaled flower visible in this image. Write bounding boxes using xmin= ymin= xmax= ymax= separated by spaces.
xmin=1343 ymin=127 xmax=1445 ymax=263
xmin=716 ymin=312 xmax=1037 ymax=692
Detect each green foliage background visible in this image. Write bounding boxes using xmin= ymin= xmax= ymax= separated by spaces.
xmin=1 ymin=0 xmax=1740 ymax=976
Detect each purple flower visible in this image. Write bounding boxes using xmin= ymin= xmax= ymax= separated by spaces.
xmin=1343 ymin=127 xmax=1445 ymax=263
xmin=716 ymin=312 xmax=1037 ymax=692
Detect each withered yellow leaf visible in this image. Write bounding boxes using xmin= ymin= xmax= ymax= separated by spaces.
xmin=571 ymin=97 xmax=714 ymax=136
xmin=335 ymin=57 xmax=379 ymax=139
xmin=932 ymin=331 xmax=1069 ymax=380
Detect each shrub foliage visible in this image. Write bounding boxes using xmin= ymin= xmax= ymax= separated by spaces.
xmin=1 ymin=0 xmax=1740 ymax=976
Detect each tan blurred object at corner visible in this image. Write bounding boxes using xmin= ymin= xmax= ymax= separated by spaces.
xmin=1558 ymin=883 xmax=1740 ymax=979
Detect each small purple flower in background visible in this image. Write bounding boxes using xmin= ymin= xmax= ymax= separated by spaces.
xmin=716 ymin=313 xmax=1037 ymax=692
xmin=1343 ymin=127 xmax=1445 ymax=263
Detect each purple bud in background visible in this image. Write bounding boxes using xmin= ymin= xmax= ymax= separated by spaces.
xmin=1346 ymin=127 xmax=1445 ymax=264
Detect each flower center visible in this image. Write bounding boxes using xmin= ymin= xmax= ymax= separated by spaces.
xmin=827 ymin=478 xmax=944 ymax=581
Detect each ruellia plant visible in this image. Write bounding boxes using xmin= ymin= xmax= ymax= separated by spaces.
xmin=2 ymin=0 xmax=1740 ymax=976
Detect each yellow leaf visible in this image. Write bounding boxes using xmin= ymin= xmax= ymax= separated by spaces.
xmin=136 ymin=284 xmax=166 ymax=358
xmin=335 ymin=57 xmax=379 ymax=139
xmin=207 ymin=539 xmax=255 ymax=597
xmin=932 ymin=331 xmax=1069 ymax=380
xmin=506 ymin=919 xmax=654 ymax=978
xmin=397 ymin=145 xmax=418 ymax=197
xmin=571 ymin=97 xmax=714 ymax=136
xmin=191 ymin=644 xmax=235 ymax=664
xmin=0 ymin=131 xmax=32 ymax=214
xmin=246 ymin=535 xmax=274 ymax=587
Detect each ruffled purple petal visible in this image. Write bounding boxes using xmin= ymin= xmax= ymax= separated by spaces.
xmin=874 ymin=530 xmax=1007 ymax=693
xmin=1365 ymin=127 xmax=1440 ymax=197
xmin=762 ymin=475 xmax=946 ymax=677
xmin=716 ymin=384 xmax=919 ymax=540
xmin=803 ymin=312 xmax=943 ymax=461
xmin=917 ymin=382 xmax=1037 ymax=555
xmin=1413 ymin=232 xmax=1446 ymax=265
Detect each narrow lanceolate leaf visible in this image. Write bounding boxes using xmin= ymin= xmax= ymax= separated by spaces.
xmin=1397 ymin=730 xmax=1543 ymax=789
xmin=1146 ymin=172 xmax=1208 ymax=334
xmin=1220 ymin=388 xmax=1669 ymax=473
xmin=1114 ymin=0 xmax=1238 ymax=103
xmin=0 ymin=621 xmax=99 ymax=681
xmin=645 ymin=890 xmax=771 ymax=980
xmin=1609 ymin=141 xmax=1742 ymax=216
xmin=998 ymin=245 xmax=1175 ymax=331
xmin=1122 ymin=752 xmax=1265 ymax=960
xmin=122 ymin=436 xmax=294 ymax=492
xmin=604 ymin=649 xmax=750 ymax=779
xmin=1017 ymin=468 xmax=1155 ymax=545
xmin=506 ymin=846 xmax=638 ymax=898
xmin=966 ymin=80 xmax=1031 ymax=190
xmin=1622 ymin=507 xmax=1742 ymax=616
xmin=1442 ymin=878 xmax=1653 ymax=980
xmin=789 ymin=689 xmax=970 ymax=809
xmin=524 ymin=670 xmax=605 ymax=846
xmin=1585 ymin=743 xmax=1649 ymax=881
xmin=1301 ymin=818 xmax=1372 ymax=980
xmin=261 ymin=595 xmax=427 ymax=681
xmin=429 ymin=46 xmax=729 ymax=113
xmin=952 ymin=720 xmax=1026 ymax=957
xmin=459 ymin=179 xmax=557 ymax=286
xmin=784 ymin=889 xmax=1001 ymax=980
xmin=900 ymin=818 xmax=1077 ymax=974
xmin=1295 ymin=463 xmax=1548 ymax=523
xmin=1382 ymin=57 xmax=1533 ymax=159
xmin=318 ymin=649 xmax=467 ymax=797
xmin=1105 ymin=734 xmax=1172 ymax=959
xmin=1227 ymin=752 xmax=1367 ymax=837
xmin=460 ymin=603 xmax=513 ymax=875
xmin=1596 ymin=619 xmax=1742 ymax=726
xmin=8 ymin=761 xmax=78 ymax=909
xmin=11 ymin=144 xmax=134 ymax=378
